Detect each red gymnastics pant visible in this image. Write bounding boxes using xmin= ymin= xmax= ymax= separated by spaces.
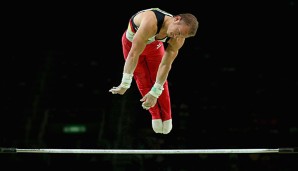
xmin=121 ymin=32 xmax=172 ymax=121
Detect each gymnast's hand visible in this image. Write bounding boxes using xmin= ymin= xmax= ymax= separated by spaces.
xmin=140 ymin=92 xmax=157 ymax=110
xmin=109 ymin=85 xmax=128 ymax=95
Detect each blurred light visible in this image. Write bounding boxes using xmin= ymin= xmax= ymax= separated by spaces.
xmin=63 ymin=124 xmax=86 ymax=134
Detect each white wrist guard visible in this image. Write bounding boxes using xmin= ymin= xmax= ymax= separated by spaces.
xmin=149 ymin=83 xmax=164 ymax=98
xmin=120 ymin=73 xmax=133 ymax=88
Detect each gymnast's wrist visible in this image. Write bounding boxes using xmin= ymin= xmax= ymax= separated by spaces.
xmin=149 ymin=82 xmax=164 ymax=98
xmin=120 ymin=73 xmax=133 ymax=88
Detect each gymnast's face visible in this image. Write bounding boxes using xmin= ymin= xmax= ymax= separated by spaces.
xmin=167 ymin=16 xmax=190 ymax=39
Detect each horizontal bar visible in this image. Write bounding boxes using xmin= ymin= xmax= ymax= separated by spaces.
xmin=1 ymin=147 xmax=297 ymax=154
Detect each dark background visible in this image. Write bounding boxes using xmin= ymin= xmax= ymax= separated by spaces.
xmin=2 ymin=0 xmax=298 ymax=170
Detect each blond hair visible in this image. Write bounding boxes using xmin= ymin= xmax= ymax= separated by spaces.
xmin=178 ymin=13 xmax=199 ymax=37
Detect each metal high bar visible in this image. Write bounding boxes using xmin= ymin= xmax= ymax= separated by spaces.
xmin=1 ymin=147 xmax=297 ymax=154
